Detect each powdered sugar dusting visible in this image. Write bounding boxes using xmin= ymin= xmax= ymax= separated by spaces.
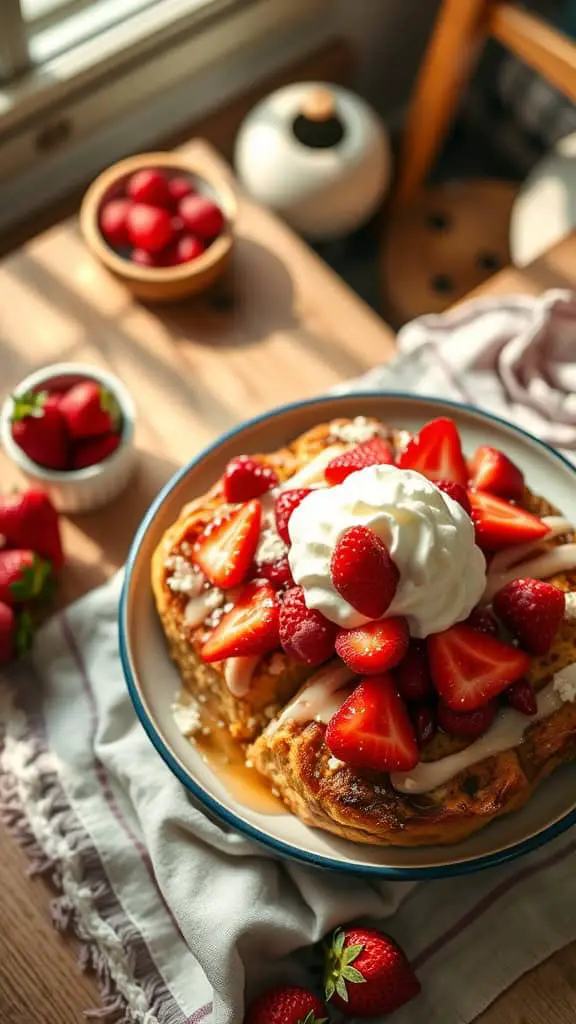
xmin=165 ymin=556 xmax=204 ymax=595
xmin=329 ymin=416 xmax=383 ymax=444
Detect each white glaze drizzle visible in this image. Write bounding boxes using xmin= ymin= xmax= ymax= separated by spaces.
xmin=276 ymin=661 xmax=356 ymax=727
xmin=390 ymin=667 xmax=576 ymax=795
xmin=224 ymin=656 xmax=261 ymax=698
xmin=483 ymin=544 xmax=576 ymax=602
xmin=278 ymin=444 xmax=346 ymax=491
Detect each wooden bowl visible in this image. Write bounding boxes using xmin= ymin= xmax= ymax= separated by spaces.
xmin=79 ymin=151 xmax=237 ymax=302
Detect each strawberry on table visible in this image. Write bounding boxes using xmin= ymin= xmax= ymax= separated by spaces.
xmin=194 ymin=499 xmax=261 ymax=588
xmin=324 ymin=926 xmax=420 ymax=1017
xmin=397 ymin=416 xmax=468 ymax=485
xmin=201 ymin=582 xmax=279 ymax=661
xmin=325 ymin=674 xmax=419 ymax=772
xmin=73 ymin=433 xmax=121 ymax=469
xmin=58 ymin=380 xmax=121 ymax=440
xmin=427 ymin=623 xmax=531 ymax=711
xmin=11 ymin=390 xmax=69 ymax=470
xmin=469 ymin=445 xmax=525 ymax=501
xmin=330 ymin=525 xmax=399 ymax=619
xmin=279 ymin=585 xmax=336 ymax=665
xmin=324 ymin=437 xmax=394 ymax=485
xmin=167 ymin=176 xmax=195 ymax=206
xmin=335 ymin=617 xmax=409 ymax=674
xmin=0 ymin=550 xmax=52 ymax=606
xmin=0 ymin=489 xmax=64 ymax=570
xmin=274 ymin=488 xmax=312 ymax=544
xmin=244 ymin=984 xmax=327 ymax=1024
xmin=223 ymin=455 xmax=279 ymax=503
xmin=468 ymin=491 xmax=549 ymax=550
xmin=0 ymin=603 xmax=33 ymax=663
xmin=492 ymin=578 xmax=565 ymax=655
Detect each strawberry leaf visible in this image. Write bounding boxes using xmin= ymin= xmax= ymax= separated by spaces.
xmin=335 ymin=976 xmax=349 ymax=1002
xmin=324 ymin=977 xmax=336 ymax=1002
xmin=300 ymin=1013 xmax=328 ymax=1024
xmin=342 ymin=943 xmax=364 ymax=965
xmin=11 ymin=390 xmax=49 ymax=422
xmin=15 ymin=609 xmax=34 ymax=655
xmin=332 ymin=929 xmax=345 ymax=956
xmin=9 ymin=556 xmax=52 ymax=601
xmin=341 ymin=966 xmax=365 ymax=984
xmin=100 ymin=388 xmax=122 ymax=430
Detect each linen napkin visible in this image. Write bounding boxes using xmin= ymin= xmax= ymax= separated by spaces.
xmin=2 ymin=288 xmax=576 ymax=1024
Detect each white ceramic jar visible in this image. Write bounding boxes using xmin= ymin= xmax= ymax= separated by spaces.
xmin=235 ymin=82 xmax=391 ymax=240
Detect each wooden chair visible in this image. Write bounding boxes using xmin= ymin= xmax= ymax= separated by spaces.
xmin=395 ymin=0 xmax=576 ymax=205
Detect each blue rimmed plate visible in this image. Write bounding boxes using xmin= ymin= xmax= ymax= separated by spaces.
xmin=119 ymin=394 xmax=576 ymax=878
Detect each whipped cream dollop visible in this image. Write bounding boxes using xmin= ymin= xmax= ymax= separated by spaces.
xmin=288 ymin=464 xmax=486 ymax=637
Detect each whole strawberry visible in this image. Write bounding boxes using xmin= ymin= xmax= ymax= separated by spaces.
xmin=73 ymin=433 xmax=120 ymax=469
xmin=493 ymin=577 xmax=565 ymax=655
xmin=0 ymin=550 xmax=52 ymax=606
xmin=0 ymin=603 xmax=33 ymax=663
xmin=244 ymin=984 xmax=327 ymax=1024
xmin=11 ymin=390 xmax=69 ymax=470
xmin=58 ymin=380 xmax=121 ymax=440
xmin=0 ymin=489 xmax=64 ymax=570
xmin=325 ymin=926 xmax=420 ymax=1018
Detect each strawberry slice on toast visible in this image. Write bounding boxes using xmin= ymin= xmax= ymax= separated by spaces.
xmin=325 ymin=674 xmax=419 ymax=772
xmin=201 ymin=581 xmax=279 ymax=661
xmin=427 ymin=623 xmax=531 ymax=711
xmin=469 ymin=445 xmax=524 ymax=502
xmin=193 ymin=499 xmax=261 ymax=588
xmin=396 ymin=417 xmax=468 ymax=486
xmin=335 ymin=617 xmax=409 ymax=674
xmin=468 ymin=491 xmax=549 ymax=551
xmin=324 ymin=437 xmax=394 ymax=485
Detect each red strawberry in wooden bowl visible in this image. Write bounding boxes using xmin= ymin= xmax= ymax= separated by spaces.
xmin=1 ymin=362 xmax=136 ymax=513
xmin=80 ymin=151 xmax=236 ymax=302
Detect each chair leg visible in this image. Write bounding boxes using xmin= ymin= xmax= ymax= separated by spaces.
xmin=394 ymin=0 xmax=490 ymax=205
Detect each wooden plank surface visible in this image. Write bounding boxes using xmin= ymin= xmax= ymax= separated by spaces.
xmin=1 ymin=140 xmax=576 ymax=1021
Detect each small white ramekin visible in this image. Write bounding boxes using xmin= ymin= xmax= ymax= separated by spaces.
xmin=0 ymin=362 xmax=137 ymax=513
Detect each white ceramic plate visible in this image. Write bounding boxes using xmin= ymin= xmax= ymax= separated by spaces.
xmin=119 ymin=394 xmax=576 ymax=878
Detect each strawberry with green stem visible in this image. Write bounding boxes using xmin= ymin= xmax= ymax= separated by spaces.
xmin=325 ymin=926 xmax=420 ymax=1017
xmin=0 ymin=550 xmax=53 ymax=606
xmin=10 ymin=390 xmax=69 ymax=470
xmin=58 ymin=380 xmax=121 ymax=439
xmin=0 ymin=602 xmax=34 ymax=663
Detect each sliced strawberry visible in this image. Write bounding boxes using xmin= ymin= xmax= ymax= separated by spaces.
xmin=193 ymin=500 xmax=261 ymax=588
xmin=201 ymin=582 xmax=279 ymax=661
xmin=335 ymin=617 xmax=409 ymax=675
xmin=325 ymin=674 xmax=419 ymax=772
xmin=394 ymin=639 xmax=433 ymax=702
xmin=222 ymin=455 xmax=278 ymax=503
xmin=468 ymin=491 xmax=549 ymax=551
xmin=330 ymin=525 xmax=399 ymax=619
xmin=409 ymin=702 xmax=437 ymax=746
xmin=492 ymin=578 xmax=565 ymax=655
xmin=324 ymin=437 xmax=394 ymax=485
xmin=469 ymin=445 xmax=525 ymax=501
xmin=396 ymin=417 xmax=467 ymax=486
xmin=427 ymin=623 xmax=531 ymax=711
xmin=435 ymin=479 xmax=471 ymax=515
xmin=274 ymin=488 xmax=312 ymax=544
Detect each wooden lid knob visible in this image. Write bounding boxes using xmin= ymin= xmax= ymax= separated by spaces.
xmin=300 ymin=87 xmax=335 ymax=123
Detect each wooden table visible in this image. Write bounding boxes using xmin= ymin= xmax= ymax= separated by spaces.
xmin=1 ymin=140 xmax=576 ymax=1023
